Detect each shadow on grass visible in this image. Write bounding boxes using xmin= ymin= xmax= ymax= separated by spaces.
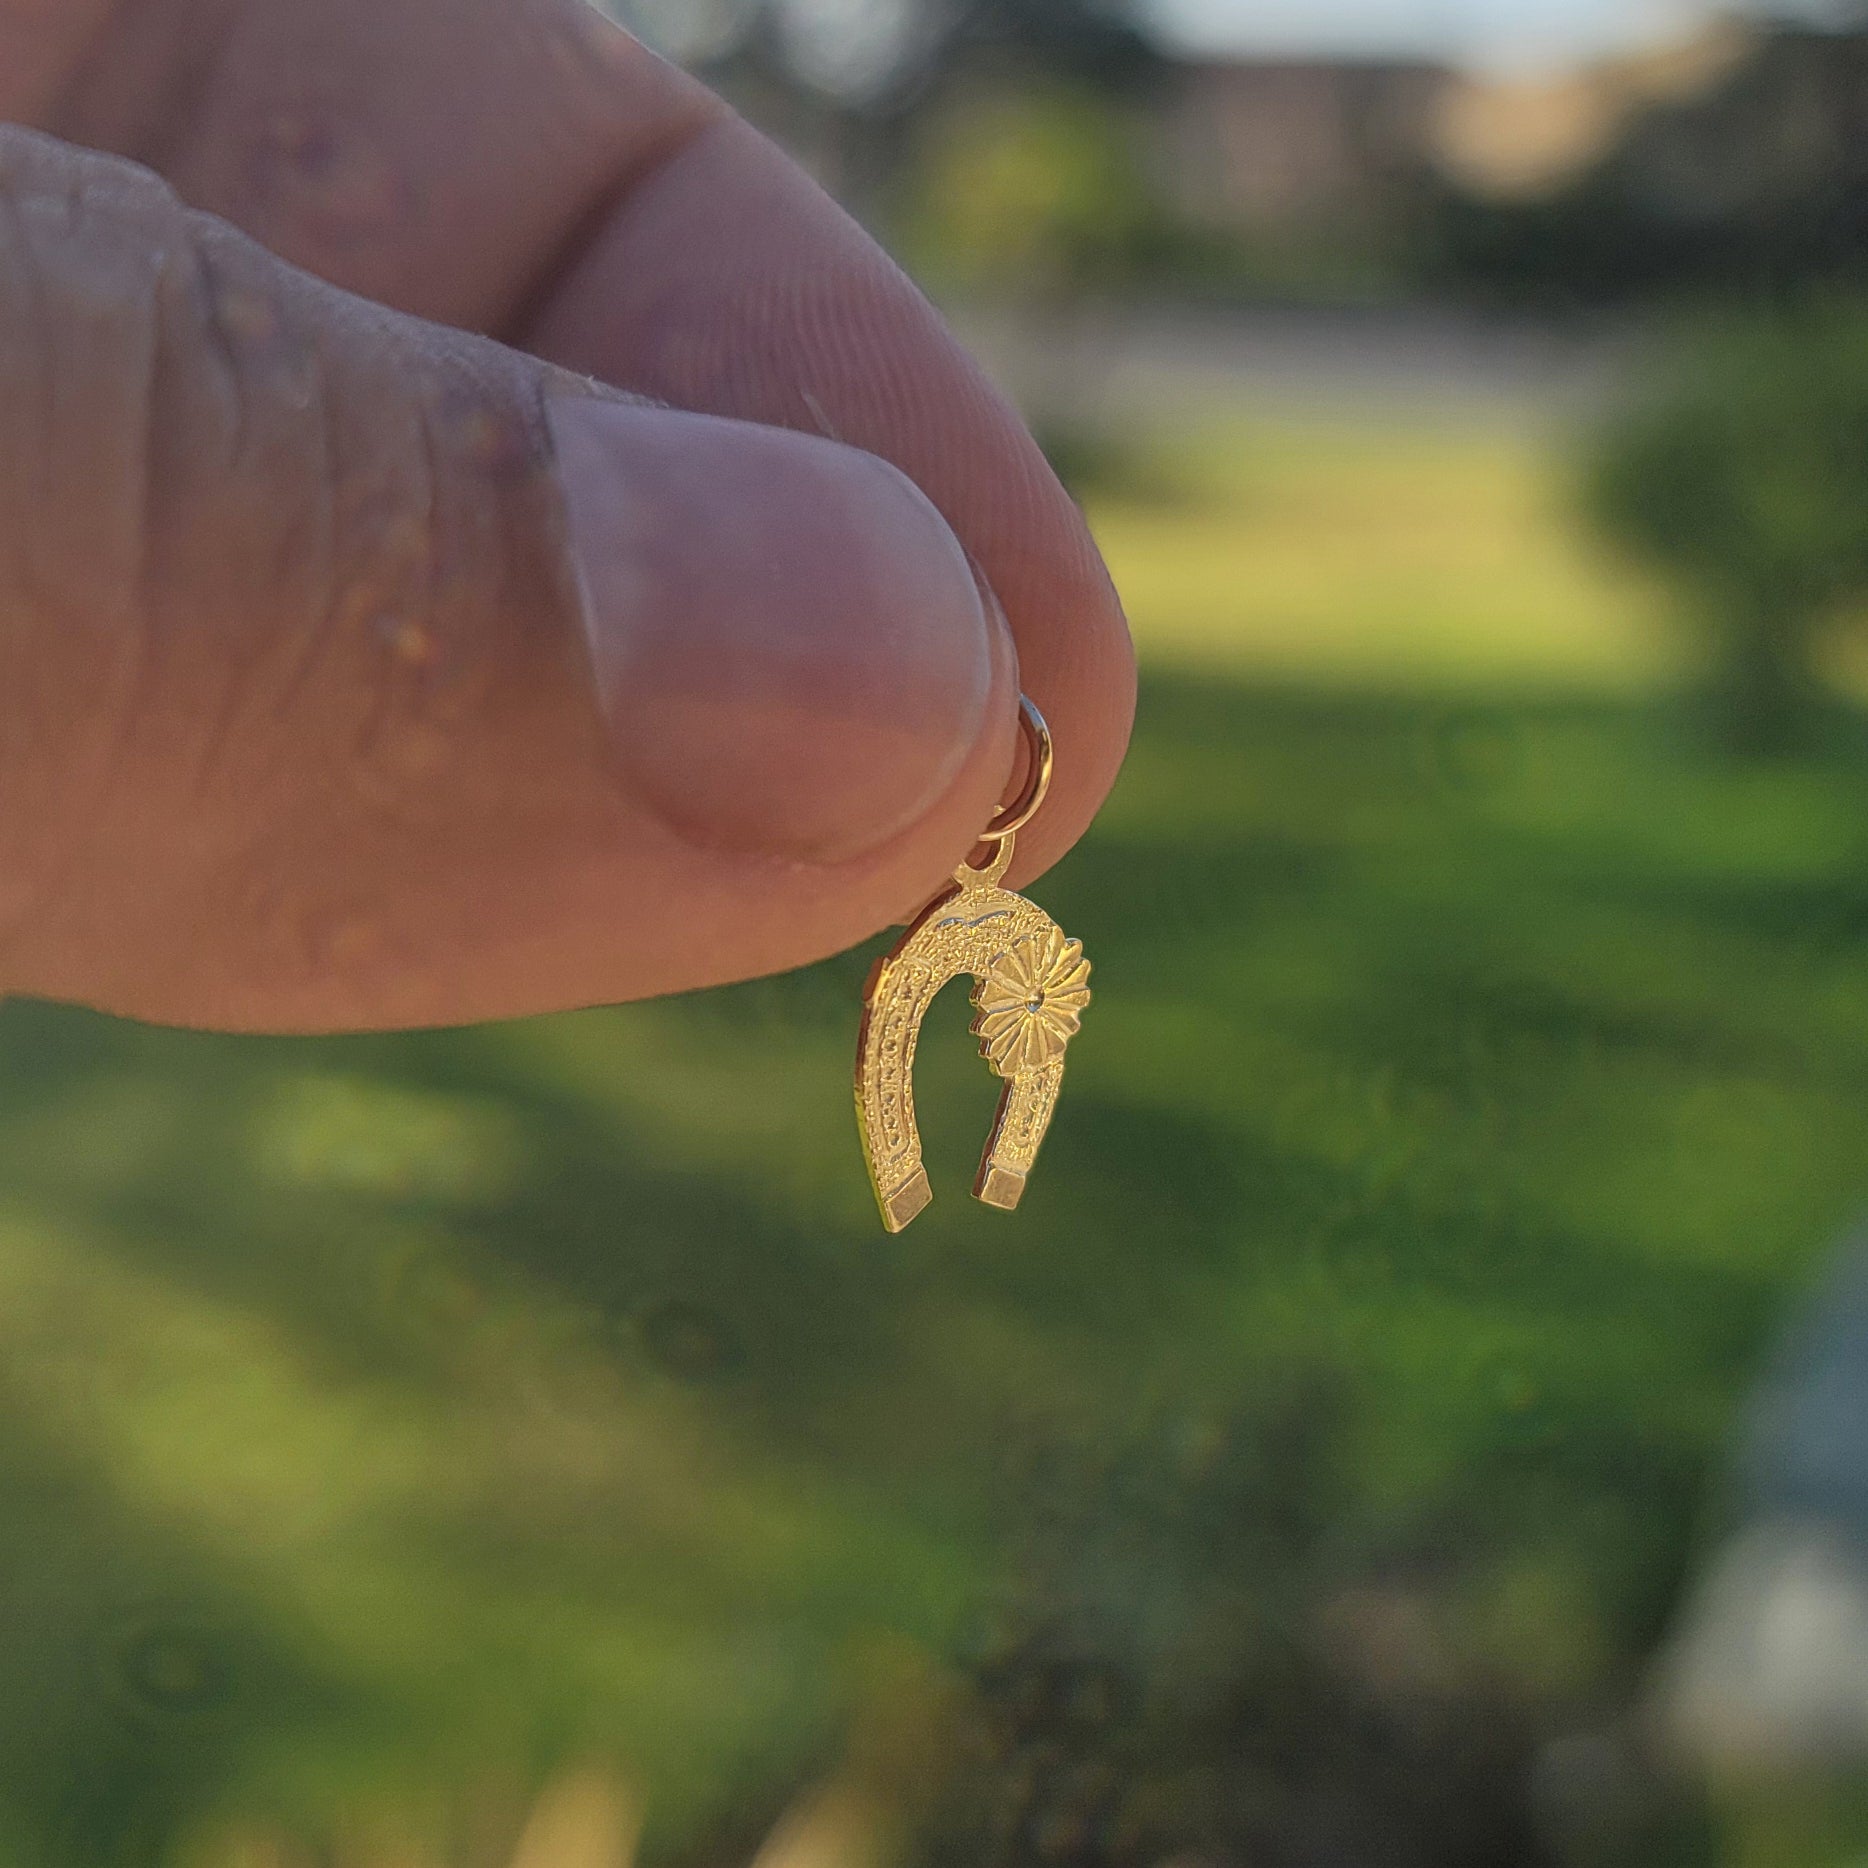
xmin=0 ymin=673 xmax=1862 ymax=1865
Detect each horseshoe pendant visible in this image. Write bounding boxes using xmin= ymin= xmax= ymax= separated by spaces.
xmin=854 ymin=701 xmax=1091 ymax=1232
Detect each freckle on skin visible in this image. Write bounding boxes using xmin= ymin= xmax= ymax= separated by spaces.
xmin=446 ymin=400 xmax=536 ymax=480
xmin=214 ymin=285 xmax=278 ymax=346
xmin=252 ymin=108 xmax=411 ymax=246
xmin=375 ymin=613 xmax=438 ymax=670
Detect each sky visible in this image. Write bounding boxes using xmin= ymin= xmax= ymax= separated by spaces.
xmin=1143 ymin=0 xmax=1826 ymax=70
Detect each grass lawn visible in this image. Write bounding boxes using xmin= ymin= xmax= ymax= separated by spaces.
xmin=1093 ymin=412 xmax=1677 ymax=688
xmin=0 ymin=416 xmax=1865 ymax=1866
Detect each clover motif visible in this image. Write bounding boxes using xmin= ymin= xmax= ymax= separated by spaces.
xmin=971 ymin=927 xmax=1093 ymax=1080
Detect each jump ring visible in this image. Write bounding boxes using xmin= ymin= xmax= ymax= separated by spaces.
xmin=979 ymin=696 xmax=1054 ymax=843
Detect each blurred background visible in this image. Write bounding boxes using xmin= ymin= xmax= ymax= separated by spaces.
xmin=8 ymin=1 xmax=1868 ymax=1864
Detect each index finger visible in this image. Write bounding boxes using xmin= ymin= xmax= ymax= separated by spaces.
xmin=522 ymin=102 xmax=1138 ymax=887
xmin=32 ymin=0 xmax=1135 ymax=889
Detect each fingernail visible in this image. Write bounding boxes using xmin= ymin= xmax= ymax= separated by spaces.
xmin=547 ymin=396 xmax=996 ymax=864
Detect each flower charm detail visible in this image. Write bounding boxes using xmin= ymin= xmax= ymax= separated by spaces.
xmin=971 ymin=927 xmax=1093 ymax=1080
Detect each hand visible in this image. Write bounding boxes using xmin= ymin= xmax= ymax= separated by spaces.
xmin=0 ymin=0 xmax=1134 ymax=1031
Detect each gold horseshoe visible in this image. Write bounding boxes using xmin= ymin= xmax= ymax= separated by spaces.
xmin=855 ymin=834 xmax=1092 ymax=1232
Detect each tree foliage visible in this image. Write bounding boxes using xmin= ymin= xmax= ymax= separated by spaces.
xmin=617 ymin=0 xmax=1154 ymax=109
xmin=1587 ymin=301 xmax=1868 ymax=747
xmin=899 ymin=79 xmax=1151 ymax=299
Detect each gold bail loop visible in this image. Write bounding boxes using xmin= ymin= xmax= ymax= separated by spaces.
xmin=978 ymin=697 xmax=1054 ymax=845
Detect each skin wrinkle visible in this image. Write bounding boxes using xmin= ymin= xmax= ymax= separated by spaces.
xmin=61 ymin=170 xmax=247 ymax=820
xmin=342 ymin=393 xmax=447 ymax=804
xmin=0 ymin=173 xmax=54 ymax=619
xmin=0 ymin=179 xmax=50 ymax=963
xmin=0 ymin=0 xmax=120 ymax=130
xmin=213 ymin=268 xmax=478 ymax=822
xmin=494 ymin=74 xmax=724 ymax=352
xmin=174 ymin=230 xmax=358 ymax=822
xmin=0 ymin=183 xmax=99 ymax=974
xmin=0 ymin=149 xmax=162 ymax=976
xmin=0 ymin=7 xmax=1127 ymax=1028
xmin=141 ymin=0 xmax=713 ymax=334
xmin=114 ymin=184 xmax=161 ymax=705
xmin=35 ymin=164 xmax=161 ymax=746
xmin=181 ymin=222 xmax=250 ymax=468
xmin=473 ymin=7 xmax=727 ymax=342
xmin=139 ymin=6 xmax=243 ymax=180
xmin=68 ymin=0 xmax=246 ymax=179
xmin=202 ymin=334 xmax=584 ymax=1024
xmin=262 ymin=304 xmax=341 ymax=737
xmin=69 ymin=219 xmax=164 ymax=909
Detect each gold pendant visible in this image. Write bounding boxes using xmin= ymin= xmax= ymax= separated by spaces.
xmin=855 ymin=700 xmax=1091 ymax=1232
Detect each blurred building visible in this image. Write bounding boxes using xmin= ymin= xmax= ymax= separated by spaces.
xmin=1156 ymin=57 xmax=1451 ymax=240
xmin=1431 ymin=20 xmax=1755 ymax=202
xmin=1433 ymin=18 xmax=1868 ymax=300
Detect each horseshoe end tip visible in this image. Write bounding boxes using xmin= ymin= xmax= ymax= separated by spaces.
xmin=975 ymin=1163 xmax=1029 ymax=1212
xmin=879 ymin=1168 xmax=934 ymax=1233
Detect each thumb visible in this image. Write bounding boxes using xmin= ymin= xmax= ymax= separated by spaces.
xmin=0 ymin=129 xmax=1018 ymax=1032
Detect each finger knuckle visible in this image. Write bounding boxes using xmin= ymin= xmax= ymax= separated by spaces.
xmin=0 ymin=131 xmax=187 ymax=970
xmin=0 ymin=130 xmax=570 ymax=998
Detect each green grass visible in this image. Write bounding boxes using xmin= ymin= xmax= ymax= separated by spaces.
xmin=1092 ymin=413 xmax=1678 ymax=689
xmin=2 ymin=417 xmax=1867 ymax=1865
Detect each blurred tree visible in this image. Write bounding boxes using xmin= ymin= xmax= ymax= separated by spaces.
xmin=609 ymin=0 xmax=1158 ymax=226
xmin=895 ymin=75 xmax=1157 ymax=482
xmin=621 ymin=0 xmax=1155 ymax=108
xmin=898 ymin=80 xmax=1149 ymax=299
xmin=1586 ymin=301 xmax=1868 ymax=750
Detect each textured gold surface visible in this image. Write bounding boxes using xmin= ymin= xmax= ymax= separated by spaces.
xmin=855 ymin=836 xmax=1090 ymax=1232
xmin=883 ymin=1168 xmax=934 ymax=1231
xmin=974 ymin=1163 xmax=1028 ymax=1211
